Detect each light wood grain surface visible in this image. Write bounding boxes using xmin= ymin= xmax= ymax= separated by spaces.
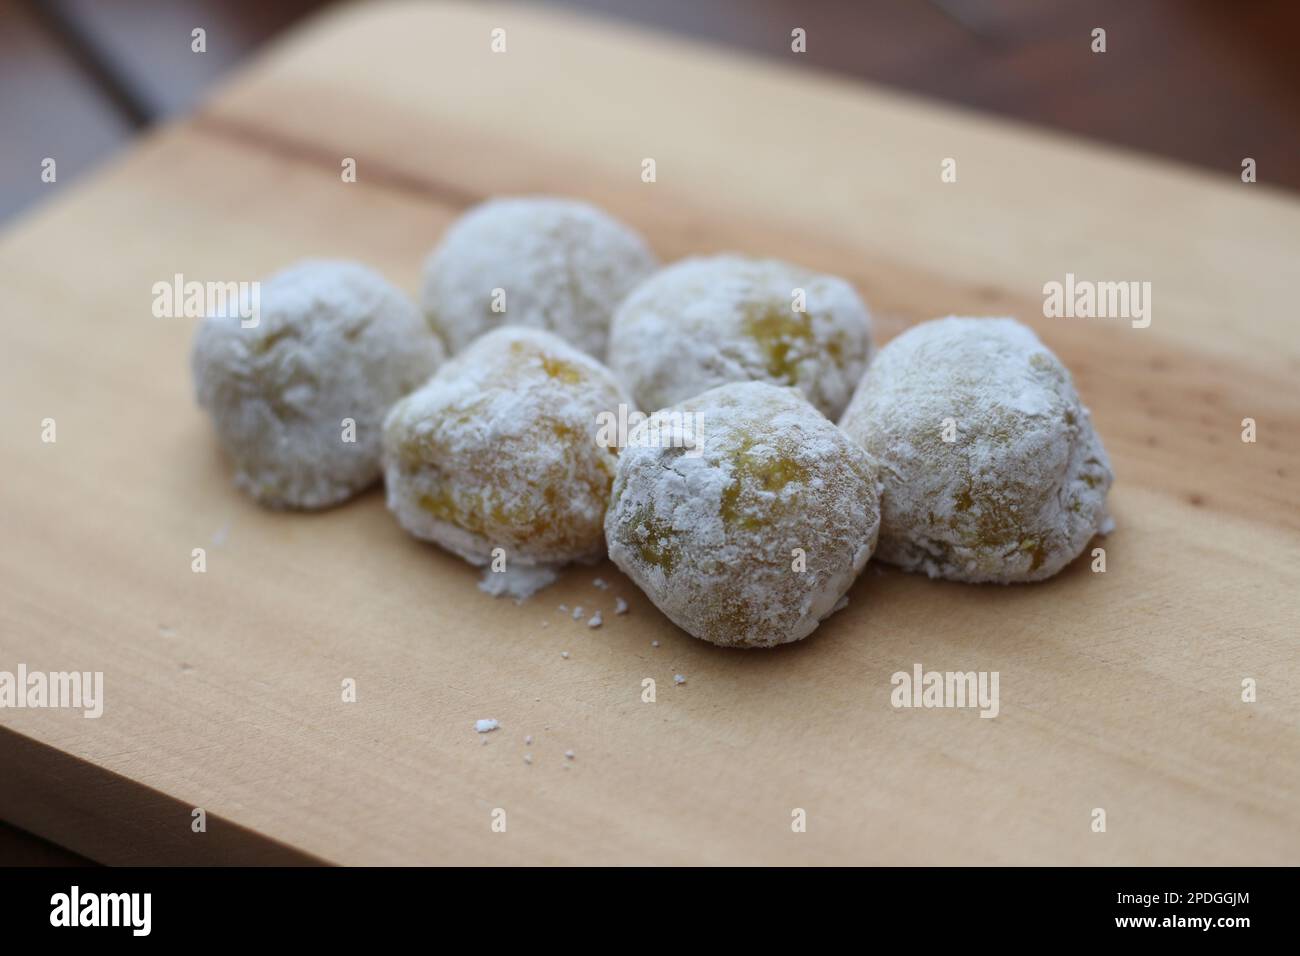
xmin=1 ymin=0 xmax=1297 ymax=865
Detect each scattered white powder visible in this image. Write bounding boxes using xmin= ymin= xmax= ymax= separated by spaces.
xmin=651 ymin=641 xmax=660 ymax=648
xmin=587 ymin=611 xmax=602 ymax=629
xmin=524 ymin=754 xmax=533 ymax=764
xmin=607 ymin=255 xmax=873 ymax=419
xmin=839 ymin=317 xmax=1114 ymax=583
xmin=558 ymin=604 xmax=568 ymax=613
xmin=564 ymin=750 xmax=575 ymax=760
xmin=475 ymin=719 xmax=500 ymax=733
xmin=524 ymin=735 xmax=533 ymax=745
xmin=614 ymin=597 xmax=628 ymax=615
xmin=605 ymin=382 xmax=880 ymax=648
xmin=592 ymin=577 xmax=608 ymax=590
xmin=560 ymin=651 xmax=570 ymax=659
xmin=421 ymin=196 xmax=657 ymax=357
xmin=674 ymin=674 xmax=686 ymax=685
xmin=477 ymin=563 xmax=559 ymax=600
xmin=571 ymin=606 xmax=584 ymax=620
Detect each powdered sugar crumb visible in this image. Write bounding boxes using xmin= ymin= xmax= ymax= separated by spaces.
xmin=478 ymin=563 xmax=559 ymax=600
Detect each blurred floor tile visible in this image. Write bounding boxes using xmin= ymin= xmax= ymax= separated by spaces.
xmin=0 ymin=0 xmax=134 ymax=223
xmin=50 ymin=0 xmax=326 ymax=118
xmin=3 ymin=0 xmax=1297 ymax=231
xmin=556 ymin=0 xmax=1300 ymax=188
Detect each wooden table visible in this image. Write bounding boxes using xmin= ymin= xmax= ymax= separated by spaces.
xmin=2 ymin=0 xmax=1297 ymax=865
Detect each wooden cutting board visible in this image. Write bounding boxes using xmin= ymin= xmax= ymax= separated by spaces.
xmin=2 ymin=0 xmax=1297 ymax=866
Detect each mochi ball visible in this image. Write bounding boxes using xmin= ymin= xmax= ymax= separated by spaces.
xmin=839 ymin=317 xmax=1114 ymax=583
xmin=607 ymin=255 xmax=873 ymax=418
xmin=382 ymin=326 xmax=632 ymax=567
xmin=606 ymin=381 xmax=881 ymax=648
xmin=420 ymin=196 xmax=656 ymax=357
xmin=191 ymin=259 xmax=444 ymax=509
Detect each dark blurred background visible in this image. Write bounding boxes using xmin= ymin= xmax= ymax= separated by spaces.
xmin=3 ymin=0 xmax=1300 ymax=226
xmin=1 ymin=0 xmax=1297 ymax=865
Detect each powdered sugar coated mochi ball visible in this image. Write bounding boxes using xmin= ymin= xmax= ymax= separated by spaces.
xmin=191 ymin=259 xmax=444 ymax=509
xmin=607 ymin=255 xmax=873 ymax=418
xmin=420 ymin=197 xmax=656 ymax=357
xmin=605 ymin=381 xmax=881 ymax=648
xmin=382 ymin=326 xmax=632 ymax=567
xmin=839 ymin=317 xmax=1113 ymax=583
